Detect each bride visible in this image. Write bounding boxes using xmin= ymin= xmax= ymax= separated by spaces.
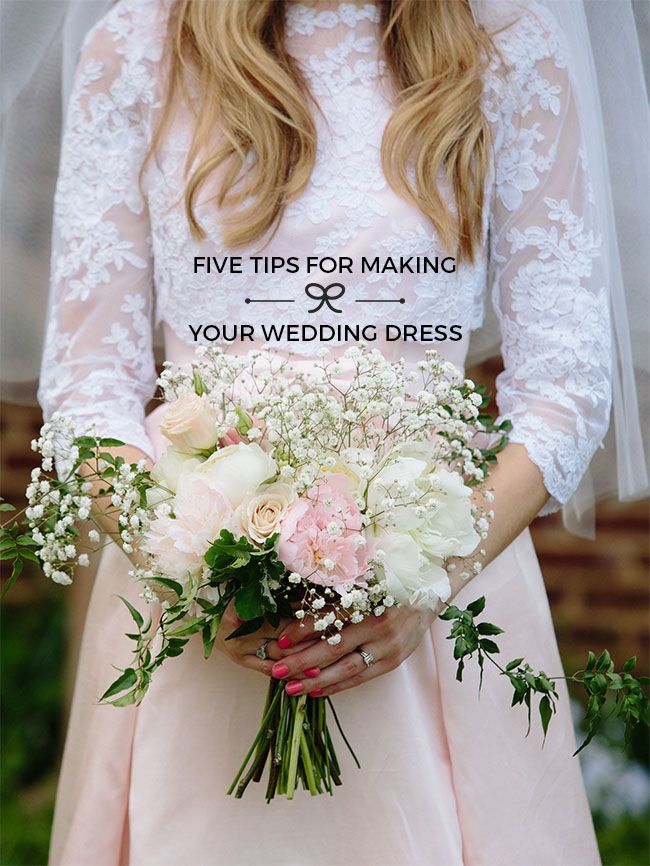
xmin=39 ymin=0 xmax=612 ymax=863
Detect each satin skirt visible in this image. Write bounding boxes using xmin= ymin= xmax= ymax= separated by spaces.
xmin=48 ymin=412 xmax=601 ymax=866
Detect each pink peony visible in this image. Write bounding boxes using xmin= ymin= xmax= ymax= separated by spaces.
xmin=143 ymin=475 xmax=233 ymax=583
xmin=277 ymin=474 xmax=371 ymax=589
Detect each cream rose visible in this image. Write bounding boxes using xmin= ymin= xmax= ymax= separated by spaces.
xmin=236 ymin=482 xmax=296 ymax=544
xmin=159 ymin=393 xmax=219 ymax=453
xmin=178 ymin=442 xmax=277 ymax=509
xmin=151 ymin=447 xmax=204 ymax=493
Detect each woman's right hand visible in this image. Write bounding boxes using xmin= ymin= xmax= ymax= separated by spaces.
xmin=214 ymin=601 xmax=319 ymax=676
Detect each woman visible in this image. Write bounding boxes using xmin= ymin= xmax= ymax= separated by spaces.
xmin=40 ymin=0 xmax=609 ymax=863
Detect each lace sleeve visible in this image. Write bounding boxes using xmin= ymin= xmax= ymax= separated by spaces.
xmin=37 ymin=4 xmax=161 ymax=460
xmin=486 ymin=4 xmax=612 ymax=514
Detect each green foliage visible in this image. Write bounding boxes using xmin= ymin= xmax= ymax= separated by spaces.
xmin=100 ymin=530 xmax=289 ymax=706
xmin=441 ymin=597 xmax=649 ymax=751
xmin=0 ymin=499 xmax=39 ymax=599
xmin=572 ymin=651 xmax=649 ymax=754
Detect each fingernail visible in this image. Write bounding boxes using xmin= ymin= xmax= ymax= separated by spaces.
xmin=286 ymin=681 xmax=304 ymax=696
xmin=278 ymin=635 xmax=292 ymax=649
xmin=272 ymin=663 xmax=289 ymax=679
xmin=309 ymin=689 xmax=324 ymax=698
xmin=304 ymin=667 xmax=320 ymax=678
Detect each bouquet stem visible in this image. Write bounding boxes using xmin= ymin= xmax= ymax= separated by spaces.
xmin=228 ymin=680 xmax=356 ymax=801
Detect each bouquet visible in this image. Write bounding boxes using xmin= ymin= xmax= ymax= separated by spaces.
xmin=1 ymin=346 xmax=647 ymax=800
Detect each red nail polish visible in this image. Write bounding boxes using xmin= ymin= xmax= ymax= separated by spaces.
xmin=272 ymin=663 xmax=289 ymax=679
xmin=286 ymin=681 xmax=304 ymax=696
xmin=304 ymin=667 xmax=320 ymax=678
xmin=278 ymin=635 xmax=292 ymax=649
xmin=309 ymin=689 xmax=324 ymax=698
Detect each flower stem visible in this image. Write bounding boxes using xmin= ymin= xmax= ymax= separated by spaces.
xmin=286 ymin=694 xmax=307 ymax=800
xmin=227 ymin=683 xmax=282 ymax=796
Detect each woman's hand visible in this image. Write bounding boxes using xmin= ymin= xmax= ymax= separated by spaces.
xmin=269 ymin=605 xmax=439 ymax=698
xmin=214 ymin=601 xmax=319 ymax=676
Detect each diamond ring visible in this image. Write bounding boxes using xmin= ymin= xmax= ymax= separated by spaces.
xmin=256 ymin=639 xmax=270 ymax=660
xmin=358 ymin=647 xmax=375 ymax=668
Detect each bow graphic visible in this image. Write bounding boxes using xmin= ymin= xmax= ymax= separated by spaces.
xmin=304 ymin=282 xmax=346 ymax=313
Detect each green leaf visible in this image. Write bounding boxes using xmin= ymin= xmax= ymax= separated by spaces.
xmin=453 ymin=637 xmax=468 ymax=660
xmin=147 ymin=576 xmax=183 ymax=597
xmin=165 ymin=637 xmax=190 ymax=656
xmin=0 ymin=503 xmax=16 ymax=512
xmin=205 ymin=529 xmax=254 ymax=572
xmin=17 ymin=548 xmax=40 ymax=564
xmin=17 ymin=535 xmax=39 ymax=547
xmin=1 ymin=557 xmax=23 ymax=598
xmin=479 ymin=638 xmax=500 ymax=654
xmin=98 ymin=437 xmax=125 ymax=447
xmin=192 ymin=369 xmax=205 ymax=396
xmin=590 ymin=673 xmax=607 ymax=693
xmin=118 ymin=595 xmax=144 ymax=630
xmin=438 ymin=605 xmax=462 ymax=621
xmin=477 ymin=622 xmax=504 ymax=636
xmin=234 ymin=406 xmax=253 ymax=436
xmin=100 ymin=668 xmax=137 ymax=701
xmin=623 ymin=656 xmax=637 ymax=674
xmin=234 ymin=581 xmax=264 ymax=621
xmin=607 ymin=672 xmax=624 ymax=690
xmin=466 ymin=596 xmax=486 ymax=617
xmin=167 ymin=617 xmax=206 ymax=638
xmin=505 ymin=657 xmax=524 ymax=671
xmin=595 ymin=650 xmax=612 ymax=672
xmin=202 ymin=613 xmax=222 ymax=658
xmin=108 ymin=690 xmax=138 ymax=707
xmin=539 ymin=695 xmax=553 ymax=742
xmin=225 ymin=616 xmax=264 ymax=640
xmin=585 ymin=651 xmax=597 ymax=671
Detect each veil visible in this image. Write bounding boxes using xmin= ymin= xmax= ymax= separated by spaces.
xmin=1 ymin=0 xmax=648 ymax=537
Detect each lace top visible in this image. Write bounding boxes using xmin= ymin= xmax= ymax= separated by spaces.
xmin=38 ymin=0 xmax=612 ymax=513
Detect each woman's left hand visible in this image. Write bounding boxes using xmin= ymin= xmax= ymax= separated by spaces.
xmin=270 ymin=604 xmax=439 ymax=698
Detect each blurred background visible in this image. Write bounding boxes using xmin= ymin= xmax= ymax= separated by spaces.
xmin=1 ymin=356 xmax=648 ymax=866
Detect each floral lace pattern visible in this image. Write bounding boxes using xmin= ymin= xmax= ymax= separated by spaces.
xmin=39 ymin=0 xmax=612 ymax=510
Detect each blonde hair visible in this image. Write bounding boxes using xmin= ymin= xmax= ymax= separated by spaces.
xmin=150 ymin=0 xmax=499 ymax=263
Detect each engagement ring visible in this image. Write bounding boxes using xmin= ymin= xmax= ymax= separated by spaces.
xmin=256 ymin=639 xmax=270 ymax=660
xmin=358 ymin=647 xmax=375 ymax=668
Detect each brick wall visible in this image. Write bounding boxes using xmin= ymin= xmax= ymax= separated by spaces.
xmin=1 ymin=395 xmax=648 ymax=672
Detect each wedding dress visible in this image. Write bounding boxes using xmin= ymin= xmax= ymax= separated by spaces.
xmin=39 ymin=1 xmax=608 ymax=864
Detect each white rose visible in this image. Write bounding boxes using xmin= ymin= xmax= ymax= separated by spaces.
xmin=366 ymin=454 xmax=428 ymax=530
xmin=159 ymin=393 xmax=219 ymax=453
xmin=151 ymin=447 xmax=204 ymax=493
xmin=235 ymin=482 xmax=296 ymax=544
xmin=374 ymin=531 xmax=451 ymax=611
xmin=411 ymin=470 xmax=480 ymax=560
xmin=178 ymin=442 xmax=277 ymax=509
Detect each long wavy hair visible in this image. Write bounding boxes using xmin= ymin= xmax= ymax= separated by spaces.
xmin=148 ymin=0 xmax=501 ymax=263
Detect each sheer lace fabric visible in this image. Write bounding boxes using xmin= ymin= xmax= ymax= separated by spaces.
xmin=38 ymin=0 xmax=612 ymax=512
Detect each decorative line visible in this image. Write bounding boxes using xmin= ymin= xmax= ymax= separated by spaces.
xmin=356 ymin=298 xmax=406 ymax=304
xmin=245 ymin=298 xmax=295 ymax=304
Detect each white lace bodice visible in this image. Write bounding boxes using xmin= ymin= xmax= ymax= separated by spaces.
xmin=38 ymin=0 xmax=612 ymax=513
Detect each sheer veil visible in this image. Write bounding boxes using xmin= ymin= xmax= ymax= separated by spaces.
xmin=1 ymin=0 xmax=648 ymax=536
